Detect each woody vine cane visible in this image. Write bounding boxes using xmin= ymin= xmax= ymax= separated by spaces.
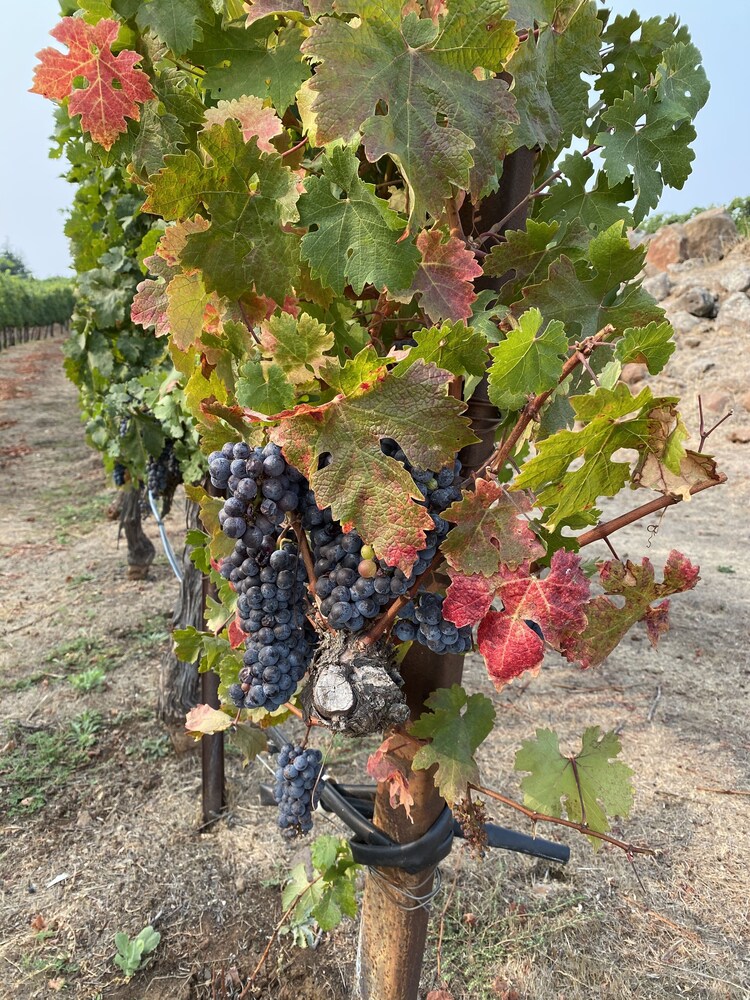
xmin=32 ymin=4 xmax=721 ymax=999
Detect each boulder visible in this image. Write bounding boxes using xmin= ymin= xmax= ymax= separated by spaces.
xmin=642 ymin=271 xmax=672 ymax=301
xmin=684 ymin=208 xmax=738 ymax=261
xmin=670 ymin=286 xmax=716 ymax=318
xmin=717 ymin=291 xmax=750 ymax=328
xmin=667 ymin=309 xmax=701 ymax=335
xmin=719 ymin=264 xmax=750 ymax=294
xmin=646 ymin=223 xmax=688 ymax=271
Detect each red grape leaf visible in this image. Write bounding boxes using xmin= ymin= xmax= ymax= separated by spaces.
xmin=31 ymin=18 xmax=154 ymax=150
xmin=475 ymin=551 xmax=590 ymax=689
xmin=269 ymin=360 xmax=477 ymax=571
xmin=367 ymin=733 xmax=415 ymax=818
xmin=391 ymin=229 xmax=483 ymax=324
xmin=443 ymin=572 xmax=496 ymax=629
xmin=228 ymin=618 xmax=246 ymax=649
xmin=244 ymin=0 xmax=307 ymax=25
xmin=441 ymin=479 xmax=544 ymax=577
xmin=562 ymin=550 xmax=700 ymax=669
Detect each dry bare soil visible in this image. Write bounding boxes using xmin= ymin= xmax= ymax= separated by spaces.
xmin=0 ymin=327 xmax=748 ymax=1000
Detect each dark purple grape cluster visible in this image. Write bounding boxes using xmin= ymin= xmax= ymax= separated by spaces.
xmin=147 ymin=440 xmax=182 ymax=516
xmin=113 ymin=462 xmax=126 ymax=487
xmin=394 ymin=590 xmax=473 ymax=654
xmin=298 ymin=442 xmax=462 ymax=634
xmin=208 ymin=440 xmax=303 ymax=540
xmin=273 ymin=742 xmax=323 ymax=838
xmin=225 ymin=543 xmax=315 ymax=712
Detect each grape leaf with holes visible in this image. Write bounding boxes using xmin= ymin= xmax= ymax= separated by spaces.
xmin=31 ymin=18 xmax=154 ymax=149
xmin=302 ymin=0 xmax=518 ymax=222
xmin=562 ymin=551 xmax=700 ymax=668
xmin=269 ymin=360 xmax=477 ymax=570
xmin=440 ymin=478 xmax=543 ymax=577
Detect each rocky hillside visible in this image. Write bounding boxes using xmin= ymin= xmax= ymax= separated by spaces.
xmin=624 ymin=208 xmax=750 ymax=472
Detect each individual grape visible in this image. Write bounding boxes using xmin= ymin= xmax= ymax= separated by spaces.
xmin=273 ymin=742 xmax=323 ymax=838
xmin=359 ymin=558 xmax=377 ymax=578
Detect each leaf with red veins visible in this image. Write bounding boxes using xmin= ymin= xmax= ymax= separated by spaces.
xmin=228 ymin=618 xmax=246 ymax=649
xmin=269 ymin=360 xmax=477 ymax=571
xmin=562 ymin=549 xmax=700 ymax=669
xmin=132 ymin=268 xmax=171 ymax=335
xmin=476 ymin=550 xmax=590 ymax=689
xmin=444 ymin=572 xmax=497 ymax=629
xmin=391 ymin=229 xmax=483 ymax=324
xmin=441 ymin=479 xmax=544 ymax=577
xmin=203 ymin=96 xmax=283 ymax=152
xmin=366 ymin=733 xmax=415 ymax=819
xmin=31 ymin=18 xmax=153 ymax=150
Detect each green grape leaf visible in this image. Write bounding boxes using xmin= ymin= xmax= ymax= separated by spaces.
xmin=410 ymin=685 xmax=496 ymax=806
xmin=440 ymin=477 xmax=544 ymax=576
xmin=615 ymin=321 xmax=675 ymax=375
xmin=298 ymin=146 xmax=420 ymax=295
xmin=563 ymin=550 xmax=700 ymax=669
xmin=483 ymin=220 xmax=581 ymax=305
xmin=229 ymin=722 xmax=268 ymax=766
xmin=259 ymin=311 xmax=335 ymax=385
xmin=132 ymin=102 xmax=187 ymax=177
xmin=513 ymin=383 xmax=682 ymax=527
xmin=318 ymin=346 xmax=386 ymax=396
xmin=514 ymin=727 xmax=634 ymax=847
xmin=514 ymin=223 xmax=663 ymax=339
xmin=270 ymin=360 xmax=477 ymax=570
xmin=302 ymin=0 xmax=518 ymax=222
xmin=488 ymin=308 xmax=568 ymax=410
xmin=392 ymin=322 xmax=487 ymax=380
xmin=506 ymin=4 xmax=600 ymax=151
xmin=390 ymin=229 xmax=483 ymax=324
xmin=597 ymin=88 xmax=699 ymax=224
xmin=236 ymin=359 xmax=296 ymax=415
xmin=145 ymin=122 xmax=300 ymax=303
xmin=655 ymin=41 xmax=710 ymax=121
xmin=134 ymin=0 xmax=214 ymax=56
xmin=190 ymin=21 xmax=310 ymax=111
xmin=536 ymin=152 xmax=635 ymax=237
xmin=596 ymin=11 xmax=690 ymax=107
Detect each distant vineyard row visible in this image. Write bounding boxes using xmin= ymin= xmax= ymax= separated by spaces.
xmin=0 ymin=273 xmax=74 ymax=348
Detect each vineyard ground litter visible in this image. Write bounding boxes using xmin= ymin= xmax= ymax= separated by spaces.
xmin=0 ymin=336 xmax=748 ymax=999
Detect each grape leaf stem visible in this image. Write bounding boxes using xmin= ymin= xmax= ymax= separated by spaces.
xmin=468 ymin=782 xmax=655 ymax=856
xmin=576 ymin=473 xmax=727 ymax=549
xmin=474 ymin=324 xmax=616 ymax=480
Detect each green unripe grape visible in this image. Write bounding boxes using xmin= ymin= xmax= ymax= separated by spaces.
xmin=360 ymin=544 xmax=375 ymax=560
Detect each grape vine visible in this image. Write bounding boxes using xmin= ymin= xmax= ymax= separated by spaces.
xmin=35 ymin=0 xmax=722 ymax=991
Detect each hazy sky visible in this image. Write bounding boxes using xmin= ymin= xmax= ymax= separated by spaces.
xmin=2 ymin=1 xmax=747 ymax=278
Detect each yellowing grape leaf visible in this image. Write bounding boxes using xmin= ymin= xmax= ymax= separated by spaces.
xmin=488 ymin=308 xmax=568 ymax=410
xmin=562 ymin=550 xmax=700 ymax=669
xmin=31 ymin=18 xmax=154 ymax=150
xmin=144 ymin=122 xmax=300 ymax=303
xmin=410 ymin=685 xmax=495 ymax=806
xmin=185 ymin=703 xmax=234 ymax=739
xmin=390 ymin=230 xmax=483 ymax=324
xmin=166 ymin=271 xmax=210 ymax=351
xmin=513 ymin=384 xmax=681 ymax=528
xmin=302 ymin=0 xmax=518 ymax=223
xmin=269 ymin=361 xmax=477 ymax=570
xmin=203 ymin=96 xmax=283 ymax=151
xmin=440 ymin=478 xmax=544 ymax=577
xmin=391 ymin=322 xmax=487 ymax=380
xmin=298 ymin=146 xmax=420 ymax=295
xmin=514 ymin=727 xmax=634 ymax=847
xmin=259 ymin=312 xmax=335 ymax=386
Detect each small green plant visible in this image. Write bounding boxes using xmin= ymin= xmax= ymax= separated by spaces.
xmin=113 ymin=925 xmax=161 ymax=979
xmin=69 ymin=710 xmax=102 ymax=749
xmin=69 ymin=666 xmax=106 ymax=693
xmin=125 ymin=734 xmax=171 ymax=760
